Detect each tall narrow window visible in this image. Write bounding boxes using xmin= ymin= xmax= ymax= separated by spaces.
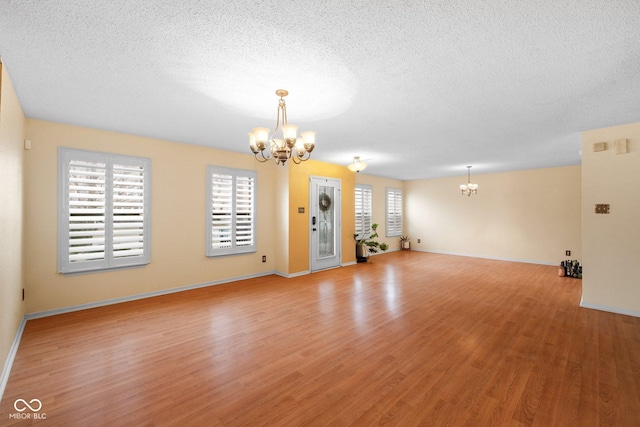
xmin=58 ymin=148 xmax=151 ymax=274
xmin=386 ymin=187 xmax=403 ymax=237
xmin=206 ymin=166 xmax=257 ymax=257
xmin=355 ymin=184 xmax=372 ymax=239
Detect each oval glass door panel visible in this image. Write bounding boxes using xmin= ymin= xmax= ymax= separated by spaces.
xmin=318 ymin=186 xmax=335 ymax=258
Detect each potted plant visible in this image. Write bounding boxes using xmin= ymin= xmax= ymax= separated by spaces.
xmin=400 ymin=235 xmax=410 ymax=250
xmin=354 ymin=223 xmax=389 ymax=263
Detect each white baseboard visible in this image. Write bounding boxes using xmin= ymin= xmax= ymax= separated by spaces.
xmin=0 ymin=316 xmax=27 ymax=403
xmin=26 ymin=271 xmax=277 ymax=320
xmin=276 ymin=270 xmax=309 ymax=278
xmin=580 ymin=298 xmax=640 ymax=318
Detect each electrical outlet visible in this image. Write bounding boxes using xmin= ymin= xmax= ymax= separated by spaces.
xmin=566 ymin=250 xmax=571 ymax=256
xmin=262 ymin=255 xmax=266 ymax=263
xmin=417 ymin=239 xmax=421 ymax=243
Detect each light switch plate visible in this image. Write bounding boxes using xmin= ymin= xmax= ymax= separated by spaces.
xmin=614 ymin=139 xmax=628 ymax=155
xmin=593 ymin=142 xmax=607 ymax=152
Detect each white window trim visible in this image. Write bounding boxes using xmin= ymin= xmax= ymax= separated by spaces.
xmin=58 ymin=147 xmax=151 ymax=274
xmin=386 ymin=187 xmax=403 ymax=237
xmin=355 ymin=184 xmax=373 ymax=240
xmin=206 ymin=165 xmax=257 ymax=257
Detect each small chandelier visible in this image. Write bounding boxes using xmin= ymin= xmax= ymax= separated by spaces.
xmin=460 ymin=166 xmax=478 ymax=196
xmin=248 ymin=89 xmax=316 ymax=166
xmin=347 ymin=156 xmax=368 ymax=173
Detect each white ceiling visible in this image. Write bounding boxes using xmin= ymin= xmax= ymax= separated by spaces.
xmin=1 ymin=0 xmax=639 ymax=180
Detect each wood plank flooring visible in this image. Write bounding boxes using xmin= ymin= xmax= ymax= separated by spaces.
xmin=2 ymin=251 xmax=639 ymax=426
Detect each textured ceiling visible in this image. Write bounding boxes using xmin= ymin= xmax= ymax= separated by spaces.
xmin=1 ymin=0 xmax=639 ymax=180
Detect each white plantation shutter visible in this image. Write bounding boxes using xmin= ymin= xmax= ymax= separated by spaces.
xmin=207 ymin=166 xmax=256 ymax=256
xmin=210 ymin=172 xmax=233 ymax=250
xmin=112 ymin=163 xmax=146 ymax=259
xmin=58 ymin=148 xmax=150 ymax=273
xmin=355 ymin=184 xmax=372 ymax=239
xmin=68 ymin=159 xmax=106 ymax=263
xmin=235 ymin=175 xmax=255 ymax=248
xmin=386 ymin=187 xmax=403 ymax=237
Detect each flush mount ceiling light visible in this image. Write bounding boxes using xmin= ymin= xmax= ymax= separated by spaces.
xmin=248 ymin=89 xmax=316 ymax=166
xmin=347 ymin=156 xmax=368 ymax=173
xmin=460 ymin=166 xmax=478 ymax=197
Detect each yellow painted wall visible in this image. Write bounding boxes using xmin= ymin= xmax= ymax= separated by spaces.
xmin=0 ymin=63 xmax=26 ymax=384
xmin=23 ymin=119 xmax=278 ymax=313
xmin=273 ymin=165 xmax=289 ymax=275
xmin=355 ymin=173 xmax=405 ymax=252
xmin=288 ymin=159 xmax=356 ymax=274
xmin=404 ymin=166 xmax=582 ymax=264
xmin=581 ymin=123 xmax=640 ymax=314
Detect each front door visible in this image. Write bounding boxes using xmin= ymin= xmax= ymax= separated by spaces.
xmin=309 ymin=176 xmax=341 ymax=272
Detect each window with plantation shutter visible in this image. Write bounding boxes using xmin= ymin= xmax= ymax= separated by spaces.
xmin=58 ymin=148 xmax=151 ymax=274
xmin=206 ymin=166 xmax=256 ymax=257
xmin=386 ymin=187 xmax=403 ymax=237
xmin=355 ymin=184 xmax=372 ymax=239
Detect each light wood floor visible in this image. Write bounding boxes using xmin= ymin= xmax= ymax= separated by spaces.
xmin=2 ymin=252 xmax=639 ymax=426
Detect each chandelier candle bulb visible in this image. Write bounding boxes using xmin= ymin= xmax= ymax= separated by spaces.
xmin=282 ymin=124 xmax=298 ymax=143
xmin=301 ymin=131 xmax=316 ymax=151
xmin=252 ymin=128 xmax=270 ymax=147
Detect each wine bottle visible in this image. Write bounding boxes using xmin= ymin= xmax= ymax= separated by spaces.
xmin=558 ymin=262 xmax=565 ymax=277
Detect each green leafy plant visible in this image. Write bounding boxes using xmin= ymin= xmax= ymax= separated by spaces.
xmin=354 ymin=223 xmax=389 ymax=261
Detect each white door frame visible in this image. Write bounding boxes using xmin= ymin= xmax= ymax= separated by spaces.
xmin=309 ymin=176 xmax=342 ymax=272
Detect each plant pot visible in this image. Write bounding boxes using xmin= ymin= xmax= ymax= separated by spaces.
xmin=401 ymin=241 xmax=410 ymax=250
xmin=356 ymin=244 xmax=368 ymax=263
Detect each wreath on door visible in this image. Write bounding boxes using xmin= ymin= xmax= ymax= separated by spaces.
xmin=319 ymin=193 xmax=332 ymax=212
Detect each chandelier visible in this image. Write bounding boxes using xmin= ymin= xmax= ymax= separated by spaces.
xmin=248 ymin=89 xmax=316 ymax=165
xmin=460 ymin=166 xmax=478 ymax=196
xmin=347 ymin=156 xmax=368 ymax=173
